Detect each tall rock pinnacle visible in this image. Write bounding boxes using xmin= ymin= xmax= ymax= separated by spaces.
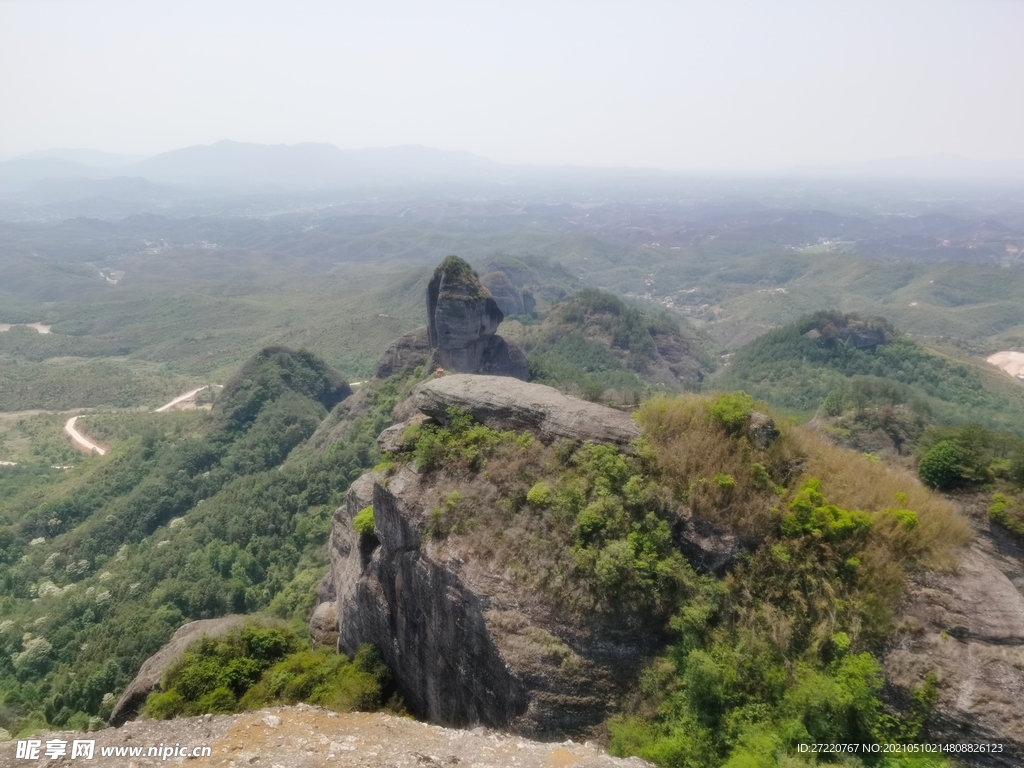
xmin=426 ymin=256 xmax=528 ymax=380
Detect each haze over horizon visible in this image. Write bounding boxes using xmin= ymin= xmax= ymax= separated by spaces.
xmin=3 ymin=0 xmax=1023 ymax=174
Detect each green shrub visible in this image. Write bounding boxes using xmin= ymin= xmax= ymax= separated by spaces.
xmin=713 ymin=473 xmax=735 ymax=492
xmin=708 ymin=392 xmax=755 ymax=434
xmin=195 ymin=686 xmax=236 ymax=715
xmin=526 ymin=481 xmax=551 ymax=507
xmin=989 ymin=492 xmax=1024 ymax=537
xmin=143 ymin=624 xmax=387 ymax=720
xmin=142 ymin=690 xmax=184 ymax=720
xmin=780 ymin=478 xmax=871 ymax=542
xmin=917 ymin=440 xmax=969 ymax=489
xmin=239 ymin=645 xmax=386 ymax=713
xmin=353 ymin=506 xmax=375 ymax=535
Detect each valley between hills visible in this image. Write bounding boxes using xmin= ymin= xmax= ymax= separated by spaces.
xmin=3 ymin=179 xmax=1024 ymax=767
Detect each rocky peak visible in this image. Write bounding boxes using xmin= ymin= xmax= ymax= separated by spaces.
xmin=803 ymin=314 xmax=893 ymax=350
xmin=316 ymin=376 xmax=654 ymax=737
xmin=426 ymin=256 xmax=528 ymax=380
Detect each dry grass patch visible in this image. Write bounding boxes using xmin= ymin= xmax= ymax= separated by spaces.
xmin=793 ymin=427 xmax=971 ymax=572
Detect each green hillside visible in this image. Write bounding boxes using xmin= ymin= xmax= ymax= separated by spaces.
xmin=0 ymin=347 xmax=413 ymax=734
xmin=713 ymin=311 xmax=1024 ymax=437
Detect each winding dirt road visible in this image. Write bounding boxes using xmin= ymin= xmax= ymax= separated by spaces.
xmin=63 ymin=386 xmax=220 ymax=455
xmin=63 ymin=415 xmax=106 ymax=455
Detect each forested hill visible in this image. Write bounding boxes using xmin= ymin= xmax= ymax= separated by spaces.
xmin=713 ymin=311 xmax=1024 ymax=437
xmin=0 ymin=346 xmax=406 ymax=734
xmin=522 ymin=288 xmax=713 ymax=402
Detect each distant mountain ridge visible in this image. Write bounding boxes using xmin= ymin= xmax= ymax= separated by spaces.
xmin=0 ymin=141 xmax=505 ymax=193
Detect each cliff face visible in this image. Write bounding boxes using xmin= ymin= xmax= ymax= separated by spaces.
xmin=426 ymin=256 xmax=528 ymax=380
xmin=328 ymin=470 xmax=532 ymax=728
xmin=884 ymin=500 xmax=1024 ymax=767
xmin=317 ymin=377 xmax=657 ymax=736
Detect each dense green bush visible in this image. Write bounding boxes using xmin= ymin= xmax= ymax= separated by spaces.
xmin=353 ymin=506 xmax=375 ymax=535
xmin=989 ymin=493 xmax=1024 ymax=538
xmin=143 ymin=624 xmax=387 ymax=719
xmin=917 ymin=441 xmax=971 ymax=490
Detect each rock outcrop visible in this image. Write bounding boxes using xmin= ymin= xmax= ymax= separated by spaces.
xmin=804 ymin=315 xmax=893 ymax=350
xmin=7 ymin=706 xmax=653 ymax=767
xmin=481 ymin=271 xmax=526 ymax=317
xmin=318 ymin=378 xmax=655 ymax=736
xmin=748 ymin=411 xmax=780 ymax=450
xmin=426 ymin=256 xmax=528 ymax=380
xmin=374 ymin=326 xmax=431 ymax=380
xmin=885 ymin=519 xmax=1024 ymax=767
xmin=413 ymin=374 xmax=639 ymax=448
xmin=108 ymin=616 xmax=249 ymax=726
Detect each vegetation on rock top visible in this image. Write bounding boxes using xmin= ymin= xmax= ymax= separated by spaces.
xmin=143 ymin=623 xmax=389 ymax=719
xmin=430 ymin=255 xmax=494 ymax=302
xmin=716 ymin=311 xmax=1024 ymax=437
xmin=381 ymin=391 xmax=969 ymax=767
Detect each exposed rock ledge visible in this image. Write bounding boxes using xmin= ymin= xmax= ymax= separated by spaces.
xmin=108 ymin=616 xmax=249 ymax=727
xmin=4 ymin=706 xmax=651 ymax=767
xmin=318 ymin=376 xmax=655 ymax=737
xmin=885 ymin=531 xmax=1024 ymax=767
xmin=413 ymin=374 xmax=639 ymax=448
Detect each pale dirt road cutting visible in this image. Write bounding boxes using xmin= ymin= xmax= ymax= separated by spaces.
xmin=156 ymin=386 xmax=209 ymax=412
xmin=61 ymin=385 xmax=220 ymax=456
xmin=63 ymin=415 xmax=106 ymax=455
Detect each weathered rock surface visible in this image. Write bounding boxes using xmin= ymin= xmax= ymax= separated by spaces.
xmin=884 ymin=503 xmax=1024 ymax=767
xmin=5 ymin=706 xmax=651 ymax=767
xmin=108 ymin=616 xmax=249 ymax=726
xmin=481 ymin=271 xmax=526 ymax=317
xmin=413 ymin=374 xmax=639 ymax=449
xmin=804 ymin=317 xmax=892 ymax=350
xmin=316 ymin=377 xmax=656 ymax=736
xmin=672 ymin=514 xmax=741 ymax=576
xmin=426 ymin=256 xmax=527 ymax=380
xmin=323 ymin=464 xmax=659 ymax=737
xmin=308 ymin=602 xmax=339 ymax=649
xmin=374 ymin=326 xmax=431 ymax=380
xmin=376 ymin=413 xmax=432 ymax=454
xmin=748 ymin=412 xmax=780 ymax=450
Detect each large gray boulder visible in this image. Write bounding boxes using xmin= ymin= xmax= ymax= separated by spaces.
xmin=315 ymin=375 xmax=655 ymax=734
xmin=426 ymin=256 xmax=527 ymax=380
xmin=375 ymin=325 xmax=431 ymax=379
xmin=108 ymin=616 xmax=248 ymax=726
xmin=885 ymin=537 xmax=1024 ymax=766
xmin=481 ymin=271 xmax=525 ymax=317
xmin=413 ymin=374 xmax=639 ymax=448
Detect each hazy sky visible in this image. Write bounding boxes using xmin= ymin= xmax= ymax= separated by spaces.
xmin=2 ymin=0 xmax=1022 ymax=170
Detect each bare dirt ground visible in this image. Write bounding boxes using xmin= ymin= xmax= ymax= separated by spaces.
xmin=987 ymin=351 xmax=1024 ymax=379
xmin=0 ymin=706 xmax=651 ymax=768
